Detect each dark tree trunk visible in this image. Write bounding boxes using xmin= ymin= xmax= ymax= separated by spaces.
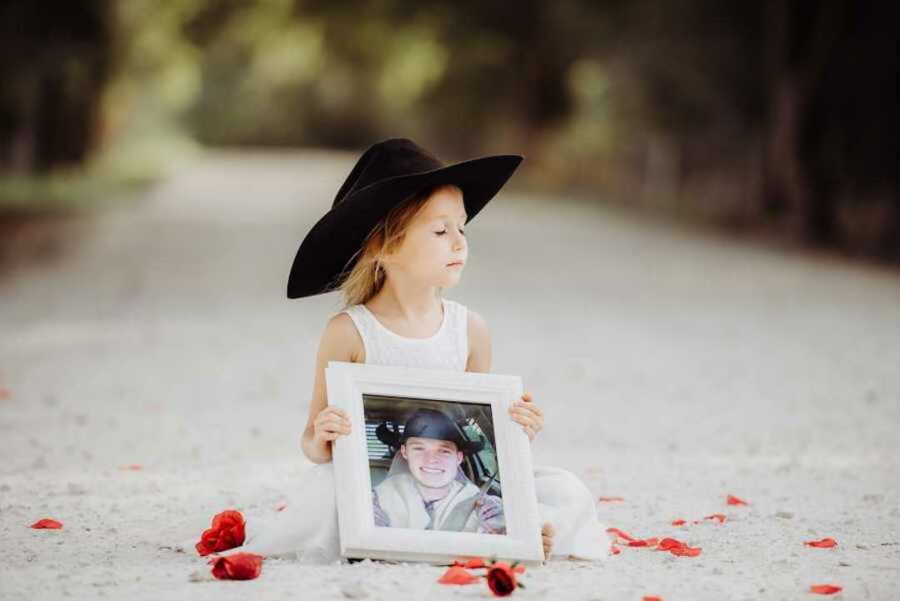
xmin=0 ymin=1 xmax=114 ymax=174
xmin=763 ymin=0 xmax=846 ymax=246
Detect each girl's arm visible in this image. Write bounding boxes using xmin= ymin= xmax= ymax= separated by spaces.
xmin=301 ymin=313 xmax=361 ymax=463
xmin=465 ymin=309 xmax=492 ymax=373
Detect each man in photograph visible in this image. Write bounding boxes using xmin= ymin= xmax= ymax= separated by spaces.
xmin=371 ymin=408 xmax=505 ymax=534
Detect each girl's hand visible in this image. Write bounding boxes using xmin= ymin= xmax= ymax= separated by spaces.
xmin=313 ymin=406 xmax=351 ymax=445
xmin=508 ymin=391 xmax=543 ymax=442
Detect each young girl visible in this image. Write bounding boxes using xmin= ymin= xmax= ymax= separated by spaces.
xmin=179 ymin=138 xmax=611 ymax=563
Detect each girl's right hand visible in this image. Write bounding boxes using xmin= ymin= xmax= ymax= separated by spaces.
xmin=312 ymin=406 xmax=351 ymax=444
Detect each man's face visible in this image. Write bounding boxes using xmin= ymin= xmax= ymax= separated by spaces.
xmin=401 ymin=436 xmax=463 ymax=489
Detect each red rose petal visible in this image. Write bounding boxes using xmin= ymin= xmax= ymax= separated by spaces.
xmin=30 ymin=518 xmax=63 ymax=529
xmin=704 ymin=513 xmax=727 ymax=523
xmin=655 ymin=537 xmax=701 ymax=557
xmin=809 ymin=584 xmax=842 ymax=595
xmin=208 ymin=552 xmax=263 ymax=580
xmin=610 ymin=544 xmax=621 ymax=555
xmin=606 ymin=527 xmax=637 ymax=543
xmin=438 ymin=565 xmax=480 ymax=585
xmin=726 ymin=494 xmax=749 ymax=506
xmin=805 ymin=537 xmax=838 ymax=548
xmin=671 ymin=519 xmax=687 ymax=526
xmin=119 ymin=464 xmax=143 ymax=470
xmin=628 ymin=537 xmax=660 ymax=548
xmin=598 ymin=496 xmax=625 ymax=502
xmin=670 ymin=545 xmax=702 ymax=557
xmin=643 ymin=597 xmax=663 ymax=601
xmin=656 ymin=537 xmax=685 ymax=551
xmin=453 ymin=557 xmax=487 ymax=569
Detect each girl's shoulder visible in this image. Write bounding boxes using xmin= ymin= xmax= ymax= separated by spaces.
xmin=322 ymin=310 xmax=366 ymax=363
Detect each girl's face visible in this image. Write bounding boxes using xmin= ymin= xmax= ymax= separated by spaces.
xmin=401 ymin=436 xmax=463 ymax=489
xmin=382 ymin=185 xmax=468 ymax=288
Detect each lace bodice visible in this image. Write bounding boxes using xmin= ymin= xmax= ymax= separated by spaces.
xmin=340 ymin=297 xmax=468 ymax=371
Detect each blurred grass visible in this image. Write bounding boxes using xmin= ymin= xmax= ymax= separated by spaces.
xmin=0 ymin=126 xmax=201 ymax=217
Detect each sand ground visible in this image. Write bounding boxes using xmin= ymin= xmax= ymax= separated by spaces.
xmin=1 ymin=149 xmax=899 ymax=600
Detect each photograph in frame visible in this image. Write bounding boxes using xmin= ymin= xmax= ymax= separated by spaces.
xmin=325 ymin=361 xmax=544 ymax=566
xmin=365 ymin=395 xmax=505 ymax=535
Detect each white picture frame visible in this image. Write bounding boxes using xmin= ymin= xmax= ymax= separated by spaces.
xmin=325 ymin=361 xmax=544 ymax=566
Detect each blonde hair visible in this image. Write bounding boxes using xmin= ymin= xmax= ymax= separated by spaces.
xmin=338 ymin=183 xmax=458 ymax=309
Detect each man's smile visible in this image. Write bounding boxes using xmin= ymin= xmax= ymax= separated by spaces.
xmin=420 ymin=466 xmax=445 ymax=474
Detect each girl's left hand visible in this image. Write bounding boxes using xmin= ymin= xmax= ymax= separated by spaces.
xmin=508 ymin=391 xmax=543 ymax=441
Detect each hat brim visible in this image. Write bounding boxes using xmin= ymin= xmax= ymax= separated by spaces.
xmin=287 ymin=153 xmax=523 ymax=299
xmin=375 ymin=420 xmax=485 ymax=455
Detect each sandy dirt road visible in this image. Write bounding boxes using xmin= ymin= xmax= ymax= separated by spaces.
xmin=2 ymin=149 xmax=899 ymax=600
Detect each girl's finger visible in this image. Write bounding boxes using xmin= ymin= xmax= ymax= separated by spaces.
xmin=327 ymin=407 xmax=350 ymax=421
xmin=513 ymin=403 xmax=541 ymax=418
xmin=510 ymin=406 xmax=535 ymax=419
xmin=514 ymin=413 xmax=537 ymax=427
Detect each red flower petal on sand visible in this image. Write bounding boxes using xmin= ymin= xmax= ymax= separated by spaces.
xmin=726 ymin=494 xmax=749 ymax=506
xmin=657 ymin=537 xmax=684 ymax=551
xmin=704 ymin=513 xmax=727 ymax=523
xmin=628 ymin=538 xmax=660 ymax=548
xmin=195 ymin=509 xmax=246 ymax=556
xmin=610 ymin=544 xmax=622 ymax=555
xmin=598 ymin=496 xmax=625 ymax=502
xmin=670 ymin=545 xmax=702 ymax=557
xmin=438 ymin=565 xmax=480 ymax=585
xmin=805 ymin=538 xmax=838 ymax=548
xmin=453 ymin=557 xmax=487 ymax=569
xmin=656 ymin=537 xmax=702 ymax=557
xmin=809 ymin=584 xmax=842 ymax=595
xmin=119 ymin=464 xmax=143 ymax=470
xmin=671 ymin=519 xmax=687 ymax=526
xmin=0 ymin=386 xmax=10 ymax=400
xmin=274 ymin=501 xmax=287 ymax=512
xmin=606 ymin=527 xmax=637 ymax=543
xmin=208 ymin=552 xmax=263 ymax=580
xmin=643 ymin=597 xmax=664 ymax=601
xmin=30 ymin=518 xmax=63 ymax=529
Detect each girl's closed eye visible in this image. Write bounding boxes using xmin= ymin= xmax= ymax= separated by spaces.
xmin=435 ymin=228 xmax=465 ymax=236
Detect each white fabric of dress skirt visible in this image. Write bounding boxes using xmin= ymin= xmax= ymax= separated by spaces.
xmin=180 ymin=460 xmax=612 ymax=563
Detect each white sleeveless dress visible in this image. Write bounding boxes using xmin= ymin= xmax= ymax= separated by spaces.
xmin=183 ymin=297 xmax=611 ymax=563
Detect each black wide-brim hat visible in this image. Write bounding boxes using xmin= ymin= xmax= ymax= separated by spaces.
xmin=287 ymin=138 xmax=523 ymax=299
xmin=375 ymin=408 xmax=485 ymax=455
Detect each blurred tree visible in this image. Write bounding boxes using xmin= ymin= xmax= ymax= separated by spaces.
xmin=2 ymin=0 xmax=896 ymax=259
xmin=584 ymin=0 xmax=898 ymax=256
xmin=0 ymin=1 xmax=115 ymax=174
